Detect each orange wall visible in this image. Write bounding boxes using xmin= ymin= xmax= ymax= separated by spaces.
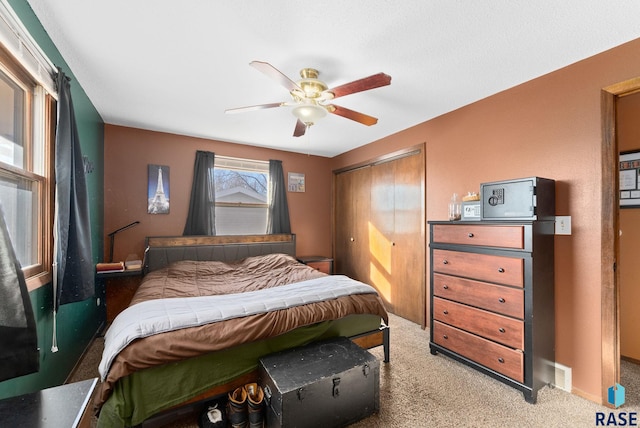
xmin=103 ymin=125 xmax=333 ymax=262
xmin=331 ymin=37 xmax=640 ymax=402
xmin=617 ymin=92 xmax=640 ymax=361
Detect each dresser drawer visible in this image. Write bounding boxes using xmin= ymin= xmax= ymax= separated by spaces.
xmin=433 ymin=321 xmax=524 ymax=382
xmin=432 ymin=249 xmax=524 ymax=287
xmin=433 ymin=273 xmax=524 ymax=319
xmin=432 ymin=224 xmax=524 ymax=249
xmin=433 ymin=297 xmax=524 ymax=349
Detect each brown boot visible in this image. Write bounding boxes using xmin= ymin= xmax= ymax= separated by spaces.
xmin=245 ymin=383 xmax=265 ymax=428
xmin=227 ymin=387 xmax=248 ymax=428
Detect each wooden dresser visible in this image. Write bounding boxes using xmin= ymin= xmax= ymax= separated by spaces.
xmin=428 ymin=221 xmax=555 ymax=403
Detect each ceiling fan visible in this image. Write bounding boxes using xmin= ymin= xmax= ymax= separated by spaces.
xmin=225 ymin=61 xmax=392 ymax=137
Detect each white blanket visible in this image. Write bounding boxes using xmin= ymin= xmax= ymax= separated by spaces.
xmin=98 ymin=275 xmax=377 ymax=380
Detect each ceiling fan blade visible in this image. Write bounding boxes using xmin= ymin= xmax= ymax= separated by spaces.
xmin=225 ymin=102 xmax=284 ymax=114
xmin=329 ymin=105 xmax=378 ymax=126
xmin=327 ymin=72 xmax=391 ymax=99
xmin=293 ymin=119 xmax=307 ymax=137
xmin=250 ymin=61 xmax=302 ymax=93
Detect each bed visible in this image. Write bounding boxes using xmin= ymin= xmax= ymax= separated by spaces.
xmin=94 ymin=234 xmax=390 ymax=427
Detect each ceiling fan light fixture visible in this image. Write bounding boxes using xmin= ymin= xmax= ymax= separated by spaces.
xmin=232 ymin=62 xmax=391 ymax=137
xmin=291 ymin=103 xmax=327 ymax=125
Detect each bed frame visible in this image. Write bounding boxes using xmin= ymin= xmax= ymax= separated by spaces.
xmin=137 ymin=233 xmax=390 ymax=427
xmin=143 ymin=233 xmax=297 ymax=273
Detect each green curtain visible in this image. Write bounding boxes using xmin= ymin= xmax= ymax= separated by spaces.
xmin=53 ymin=68 xmax=94 ymax=310
xmin=266 ymin=159 xmax=291 ymax=234
xmin=183 ymin=150 xmax=216 ymax=235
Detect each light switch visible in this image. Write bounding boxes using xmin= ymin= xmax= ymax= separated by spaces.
xmin=555 ymin=216 xmax=571 ymax=235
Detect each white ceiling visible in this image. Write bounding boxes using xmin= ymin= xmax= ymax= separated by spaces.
xmin=26 ymin=1 xmax=640 ymax=158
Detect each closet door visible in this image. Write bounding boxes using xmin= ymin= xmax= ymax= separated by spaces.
xmin=370 ymin=153 xmax=424 ymax=325
xmin=369 ymin=160 xmax=395 ymax=310
xmin=391 ymin=152 xmax=424 ymax=325
xmin=334 ymin=166 xmax=371 ymax=282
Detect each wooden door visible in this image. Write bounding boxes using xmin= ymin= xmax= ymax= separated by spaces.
xmin=392 ymin=152 xmax=425 ymax=325
xmin=370 ymin=159 xmax=395 ymax=311
xmin=335 ymin=147 xmax=425 ymax=326
xmin=334 ymin=169 xmax=354 ymax=277
xmin=370 ymin=153 xmax=424 ymax=324
xmin=334 ymin=166 xmax=371 ymax=282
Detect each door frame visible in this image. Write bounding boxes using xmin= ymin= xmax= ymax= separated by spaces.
xmin=601 ymin=76 xmax=640 ymax=406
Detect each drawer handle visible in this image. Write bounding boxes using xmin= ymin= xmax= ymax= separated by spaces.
xmin=443 ymin=335 xmax=448 ymax=340
xmin=498 ymin=267 xmax=505 ymax=273
xmin=443 ymin=310 xmax=449 ymax=315
xmin=499 ymin=328 xmax=506 ymax=333
xmin=350 ymin=237 xmax=355 ymax=242
xmin=443 ymin=260 xmax=449 ymax=265
xmin=443 ymin=285 xmax=449 ymax=290
xmin=498 ymin=357 xmax=505 ymax=364
xmin=498 ymin=297 xmax=506 ymax=303
xmin=468 ymin=232 xmax=474 ymax=238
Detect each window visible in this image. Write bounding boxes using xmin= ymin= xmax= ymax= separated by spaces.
xmin=0 ymin=46 xmax=55 ymax=289
xmin=214 ymin=156 xmax=269 ymax=235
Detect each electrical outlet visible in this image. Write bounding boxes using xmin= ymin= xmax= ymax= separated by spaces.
xmin=555 ymin=216 xmax=572 ymax=235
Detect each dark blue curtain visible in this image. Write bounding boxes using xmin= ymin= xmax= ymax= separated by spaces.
xmin=267 ymin=160 xmax=291 ymax=234
xmin=0 ymin=203 xmax=39 ymax=381
xmin=183 ymin=150 xmax=216 ymax=235
xmin=53 ymin=68 xmax=94 ymax=311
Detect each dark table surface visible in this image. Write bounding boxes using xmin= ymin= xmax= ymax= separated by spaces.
xmin=0 ymin=377 xmax=97 ymax=428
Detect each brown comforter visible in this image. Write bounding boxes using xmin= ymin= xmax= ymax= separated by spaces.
xmin=129 ymin=252 xmax=327 ymax=304
xmin=97 ymin=253 xmax=388 ymax=406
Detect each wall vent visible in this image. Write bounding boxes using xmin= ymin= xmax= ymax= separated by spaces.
xmin=554 ymin=362 xmax=572 ymax=392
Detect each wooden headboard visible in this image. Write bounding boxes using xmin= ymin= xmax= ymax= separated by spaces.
xmin=143 ymin=234 xmax=296 ymax=273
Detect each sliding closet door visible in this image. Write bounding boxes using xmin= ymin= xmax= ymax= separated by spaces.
xmin=369 ymin=153 xmax=424 ymax=324
xmin=334 ymin=166 xmax=371 ymax=282
xmin=369 ymin=159 xmax=395 ymax=311
xmin=334 ymin=147 xmax=425 ymax=326
xmin=390 ymin=152 xmax=425 ymax=325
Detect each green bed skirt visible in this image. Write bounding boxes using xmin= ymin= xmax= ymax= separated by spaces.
xmin=97 ymin=314 xmax=382 ymax=427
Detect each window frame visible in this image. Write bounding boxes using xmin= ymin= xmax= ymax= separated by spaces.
xmin=213 ymin=156 xmax=269 ymax=235
xmin=0 ymin=45 xmax=55 ymax=290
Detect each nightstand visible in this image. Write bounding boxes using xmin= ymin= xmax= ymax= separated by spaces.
xmin=298 ymin=256 xmax=333 ymax=275
xmin=96 ymin=267 xmax=143 ymax=322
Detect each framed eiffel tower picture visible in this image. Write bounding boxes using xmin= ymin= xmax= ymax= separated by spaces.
xmin=147 ymin=164 xmax=170 ymax=214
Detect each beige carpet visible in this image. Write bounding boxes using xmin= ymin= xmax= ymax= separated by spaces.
xmin=71 ymin=313 xmax=639 ymax=427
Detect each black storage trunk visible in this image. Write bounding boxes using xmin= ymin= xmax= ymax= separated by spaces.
xmin=258 ymin=336 xmax=380 ymax=428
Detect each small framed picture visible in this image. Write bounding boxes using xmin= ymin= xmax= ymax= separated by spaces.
xmin=148 ymin=164 xmax=170 ymax=214
xmin=288 ymin=172 xmax=305 ymax=192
